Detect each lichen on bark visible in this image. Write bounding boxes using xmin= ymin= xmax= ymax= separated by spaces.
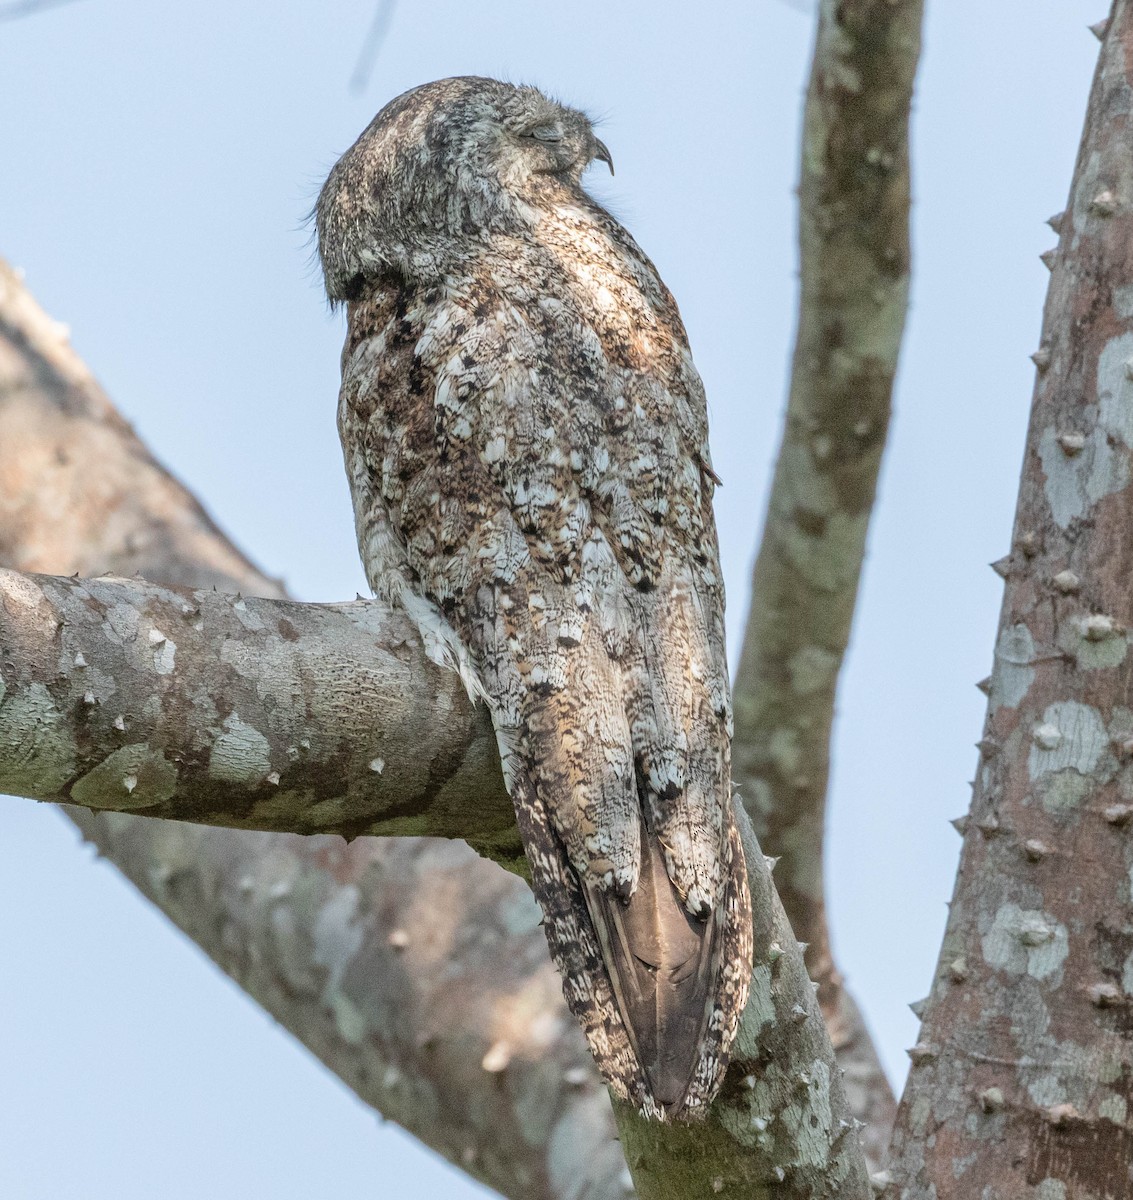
xmin=888 ymin=5 xmax=1133 ymax=1195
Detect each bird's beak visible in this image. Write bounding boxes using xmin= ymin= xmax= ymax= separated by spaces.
xmin=593 ymin=138 xmax=615 ymax=176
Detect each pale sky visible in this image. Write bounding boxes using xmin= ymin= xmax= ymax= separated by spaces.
xmin=0 ymin=1 xmax=1104 ymax=1196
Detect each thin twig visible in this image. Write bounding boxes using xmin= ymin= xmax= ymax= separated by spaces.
xmin=349 ymin=0 xmax=398 ymax=95
xmin=0 ymin=0 xmax=83 ymax=21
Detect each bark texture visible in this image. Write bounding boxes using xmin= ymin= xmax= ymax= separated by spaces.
xmin=730 ymin=0 xmax=923 ymax=1166
xmin=0 ymin=570 xmax=518 ymax=862
xmin=1 ymin=263 xmax=873 ymax=1190
xmin=887 ymin=5 xmax=1133 ymax=1194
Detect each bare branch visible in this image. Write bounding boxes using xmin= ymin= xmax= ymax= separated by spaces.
xmin=0 ymin=0 xmax=84 ymax=22
xmin=729 ymin=0 xmax=923 ymax=1162
xmin=0 ymin=573 xmax=872 ymax=1195
xmin=888 ymin=3 xmax=1133 ymax=1192
xmin=0 ymin=571 xmax=520 ymax=861
xmin=68 ymin=809 xmax=629 ymax=1199
xmin=349 ymin=0 xmax=398 ymax=94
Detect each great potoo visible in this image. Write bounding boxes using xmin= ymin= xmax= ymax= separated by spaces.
xmin=316 ymin=76 xmax=753 ymax=1119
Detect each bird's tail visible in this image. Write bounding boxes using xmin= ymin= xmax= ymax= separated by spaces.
xmin=510 ymin=760 xmax=752 ymax=1119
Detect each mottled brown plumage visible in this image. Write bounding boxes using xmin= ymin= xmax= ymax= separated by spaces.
xmin=316 ymin=76 xmax=752 ymax=1118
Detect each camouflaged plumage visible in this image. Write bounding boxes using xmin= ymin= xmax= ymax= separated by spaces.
xmin=317 ymin=76 xmax=752 ymax=1118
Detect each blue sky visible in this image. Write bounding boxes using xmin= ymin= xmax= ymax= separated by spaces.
xmin=0 ymin=1 xmax=1105 ymax=1196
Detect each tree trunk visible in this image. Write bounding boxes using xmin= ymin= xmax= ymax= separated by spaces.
xmin=887 ymin=4 xmax=1133 ymax=1194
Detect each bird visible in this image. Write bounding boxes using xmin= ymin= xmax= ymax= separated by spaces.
xmin=316 ymin=76 xmax=752 ymax=1119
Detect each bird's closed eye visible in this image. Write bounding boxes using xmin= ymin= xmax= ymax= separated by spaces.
xmin=526 ymin=123 xmax=564 ymax=143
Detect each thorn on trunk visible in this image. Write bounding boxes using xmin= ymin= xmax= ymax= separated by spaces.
xmin=1088 ymin=981 xmax=1124 ymax=1007
xmin=870 ymin=1170 xmax=892 ymax=1196
xmin=1052 ymin=570 xmax=1080 ymax=594
xmin=1033 ymin=723 xmax=1062 ymax=751
xmin=1090 ymin=189 xmax=1118 ymax=217
xmin=1083 ymin=613 xmax=1119 ymax=641
xmin=902 ymin=1036 xmax=936 ymax=1065
xmin=976 ymin=813 xmax=1000 ymax=837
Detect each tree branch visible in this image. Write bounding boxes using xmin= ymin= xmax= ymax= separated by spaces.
xmin=0 ymin=574 xmax=873 ymax=1197
xmin=730 ymin=0 xmax=923 ymax=1166
xmin=888 ymin=3 xmax=1133 ymax=1193
xmin=0 ymin=570 xmax=519 ymax=862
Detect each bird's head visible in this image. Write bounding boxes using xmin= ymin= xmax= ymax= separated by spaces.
xmin=316 ymin=76 xmax=613 ymax=301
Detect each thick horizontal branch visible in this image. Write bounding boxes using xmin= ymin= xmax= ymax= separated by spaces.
xmin=730 ymin=0 xmax=923 ymax=1167
xmin=0 ymin=570 xmax=520 ymax=863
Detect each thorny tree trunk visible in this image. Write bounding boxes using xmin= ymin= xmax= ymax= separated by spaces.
xmin=886 ymin=4 xmax=1133 ymax=1196
xmin=732 ymin=0 xmax=923 ymax=1169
